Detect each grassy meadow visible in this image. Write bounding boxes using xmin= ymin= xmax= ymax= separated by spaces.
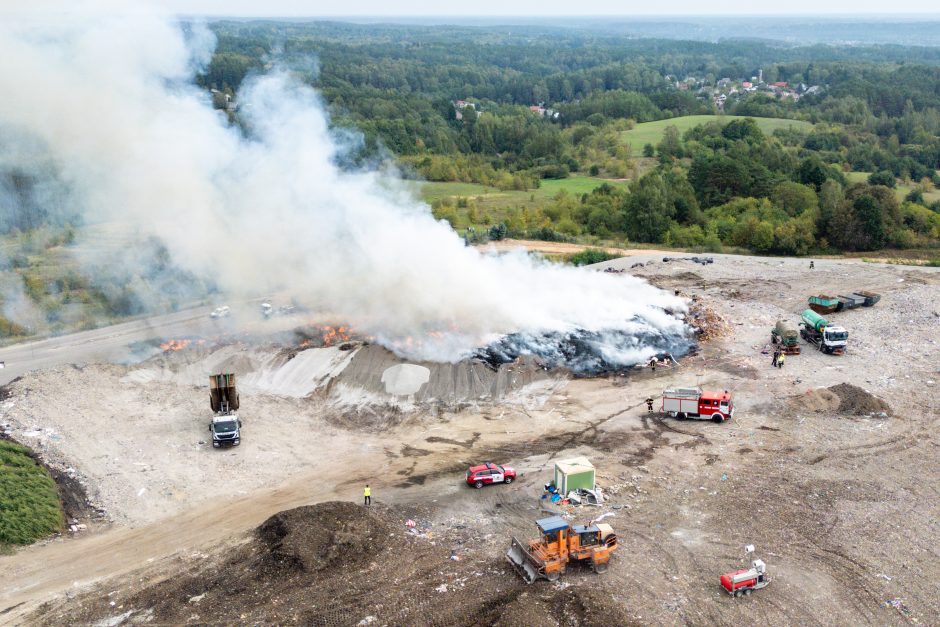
xmin=621 ymin=115 xmax=814 ymax=156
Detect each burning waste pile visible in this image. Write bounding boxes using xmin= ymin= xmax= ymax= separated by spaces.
xmin=0 ymin=7 xmax=693 ymax=374
xmin=475 ymin=324 xmax=695 ymax=375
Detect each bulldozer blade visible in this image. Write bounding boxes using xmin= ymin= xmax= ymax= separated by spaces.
xmin=506 ymin=537 xmax=540 ymax=584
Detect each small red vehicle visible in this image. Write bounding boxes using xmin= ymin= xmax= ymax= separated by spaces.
xmin=720 ymin=559 xmax=770 ymax=597
xmin=466 ymin=462 xmax=516 ymax=489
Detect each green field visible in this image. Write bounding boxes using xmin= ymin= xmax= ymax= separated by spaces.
xmin=417 ymin=176 xmax=626 ymax=213
xmin=0 ymin=439 xmax=64 ymax=548
xmin=845 ymin=171 xmax=940 ymax=204
xmin=414 ymin=176 xmax=630 ymax=233
xmin=621 ymin=115 xmax=814 ymax=156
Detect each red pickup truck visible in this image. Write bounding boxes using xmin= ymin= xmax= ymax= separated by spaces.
xmin=466 ymin=462 xmax=516 ymax=489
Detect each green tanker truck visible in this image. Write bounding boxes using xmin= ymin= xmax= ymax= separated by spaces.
xmin=800 ymin=309 xmax=848 ymax=355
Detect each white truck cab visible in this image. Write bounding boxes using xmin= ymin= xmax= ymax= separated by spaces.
xmin=210 ymin=414 xmax=241 ymax=448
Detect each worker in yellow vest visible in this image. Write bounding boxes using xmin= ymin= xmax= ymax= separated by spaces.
xmin=363 ymin=484 xmax=371 ymax=506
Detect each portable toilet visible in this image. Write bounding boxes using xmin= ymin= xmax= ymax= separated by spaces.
xmin=553 ymin=456 xmax=595 ymax=494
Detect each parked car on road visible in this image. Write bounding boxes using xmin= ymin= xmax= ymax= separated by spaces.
xmin=466 ymin=462 xmax=516 ymax=488
xmin=210 ymin=305 xmax=231 ymax=319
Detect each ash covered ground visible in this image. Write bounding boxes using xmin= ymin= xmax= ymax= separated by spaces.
xmin=2 ymin=252 xmax=940 ymax=625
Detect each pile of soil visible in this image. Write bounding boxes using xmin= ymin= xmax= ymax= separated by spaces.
xmin=793 ymin=388 xmax=842 ymax=413
xmin=792 ymin=383 xmax=891 ymax=416
xmin=828 ymin=383 xmax=892 ymax=416
xmin=31 ymin=501 xmax=635 ymax=626
xmin=257 ymin=501 xmax=391 ymax=573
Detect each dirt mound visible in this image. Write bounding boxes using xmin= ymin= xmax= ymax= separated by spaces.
xmin=29 ymin=501 xmax=640 ymax=627
xmin=257 ymin=501 xmax=391 ymax=573
xmin=792 ymin=383 xmax=891 ymax=416
xmin=793 ymin=387 xmax=843 ymax=412
xmin=828 ymin=383 xmax=892 ymax=416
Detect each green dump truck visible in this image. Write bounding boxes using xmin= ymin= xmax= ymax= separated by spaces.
xmin=771 ymin=320 xmax=801 ymax=354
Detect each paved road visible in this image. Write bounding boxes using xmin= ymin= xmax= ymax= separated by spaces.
xmin=0 ymin=306 xmax=220 ymax=386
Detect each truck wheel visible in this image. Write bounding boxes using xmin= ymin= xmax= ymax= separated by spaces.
xmin=712 ymin=413 xmax=724 ymax=423
xmin=744 ymin=589 xmax=752 ymax=596
xmin=676 ymin=412 xmax=686 ymax=420
xmin=474 ymin=481 xmax=484 ymax=489
xmin=546 ymin=571 xmax=561 ymax=582
xmin=593 ymin=562 xmax=608 ymax=573
xmin=503 ymin=476 xmax=513 ymax=484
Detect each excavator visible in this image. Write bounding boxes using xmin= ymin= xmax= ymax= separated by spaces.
xmin=506 ymin=516 xmax=618 ymax=583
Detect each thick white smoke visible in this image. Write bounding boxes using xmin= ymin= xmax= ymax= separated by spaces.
xmin=0 ymin=4 xmax=688 ymax=364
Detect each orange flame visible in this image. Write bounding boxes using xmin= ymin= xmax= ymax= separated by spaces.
xmin=160 ymin=339 xmax=191 ymax=352
xmin=321 ymin=325 xmax=353 ymax=347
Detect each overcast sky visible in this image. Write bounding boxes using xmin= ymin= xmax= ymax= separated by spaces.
xmin=158 ymin=1 xmax=939 ymax=17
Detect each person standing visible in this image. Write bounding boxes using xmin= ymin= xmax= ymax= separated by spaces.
xmin=772 ymin=349 xmax=779 ymax=367
xmin=363 ymin=484 xmax=371 ymax=506
xmin=777 ymin=352 xmax=786 ymax=369
xmin=809 ymin=260 xmax=815 ymax=270
xmin=650 ymin=357 xmax=657 ymax=372
xmin=646 ymin=397 xmax=654 ymax=413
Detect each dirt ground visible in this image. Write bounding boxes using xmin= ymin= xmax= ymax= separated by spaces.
xmin=2 ymin=253 xmax=940 ymax=625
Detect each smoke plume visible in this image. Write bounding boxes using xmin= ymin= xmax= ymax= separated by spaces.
xmin=0 ymin=4 xmax=690 ymax=365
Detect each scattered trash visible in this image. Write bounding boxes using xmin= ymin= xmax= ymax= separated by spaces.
xmin=720 ymin=474 xmax=728 ymax=482
xmin=593 ymin=512 xmax=616 ymax=522
xmin=188 ymin=593 xmax=206 ymax=603
xmin=881 ymin=598 xmax=911 ymax=615
xmin=435 ymin=584 xmax=448 ymax=593
xmin=877 ymin=573 xmax=892 ymax=581
xmin=358 ymin=617 xmax=377 ymax=626
xmin=405 ymin=519 xmax=416 ymax=528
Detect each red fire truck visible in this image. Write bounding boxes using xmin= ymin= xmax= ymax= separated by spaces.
xmin=662 ymin=387 xmax=734 ymax=423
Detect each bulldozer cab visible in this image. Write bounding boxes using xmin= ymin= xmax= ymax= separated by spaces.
xmin=536 ymin=516 xmax=570 ymax=552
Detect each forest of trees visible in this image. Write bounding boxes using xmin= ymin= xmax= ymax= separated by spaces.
xmin=196 ymin=20 xmax=940 ymax=255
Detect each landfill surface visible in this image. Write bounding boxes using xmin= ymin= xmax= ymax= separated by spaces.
xmin=2 ymin=251 xmax=939 ymax=625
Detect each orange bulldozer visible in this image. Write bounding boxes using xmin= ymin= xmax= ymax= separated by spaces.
xmin=507 ymin=516 xmax=618 ymax=583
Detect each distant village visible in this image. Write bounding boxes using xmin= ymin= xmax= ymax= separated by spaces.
xmin=452 ymin=69 xmax=823 ymax=119
xmin=672 ymin=69 xmax=823 ymax=111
